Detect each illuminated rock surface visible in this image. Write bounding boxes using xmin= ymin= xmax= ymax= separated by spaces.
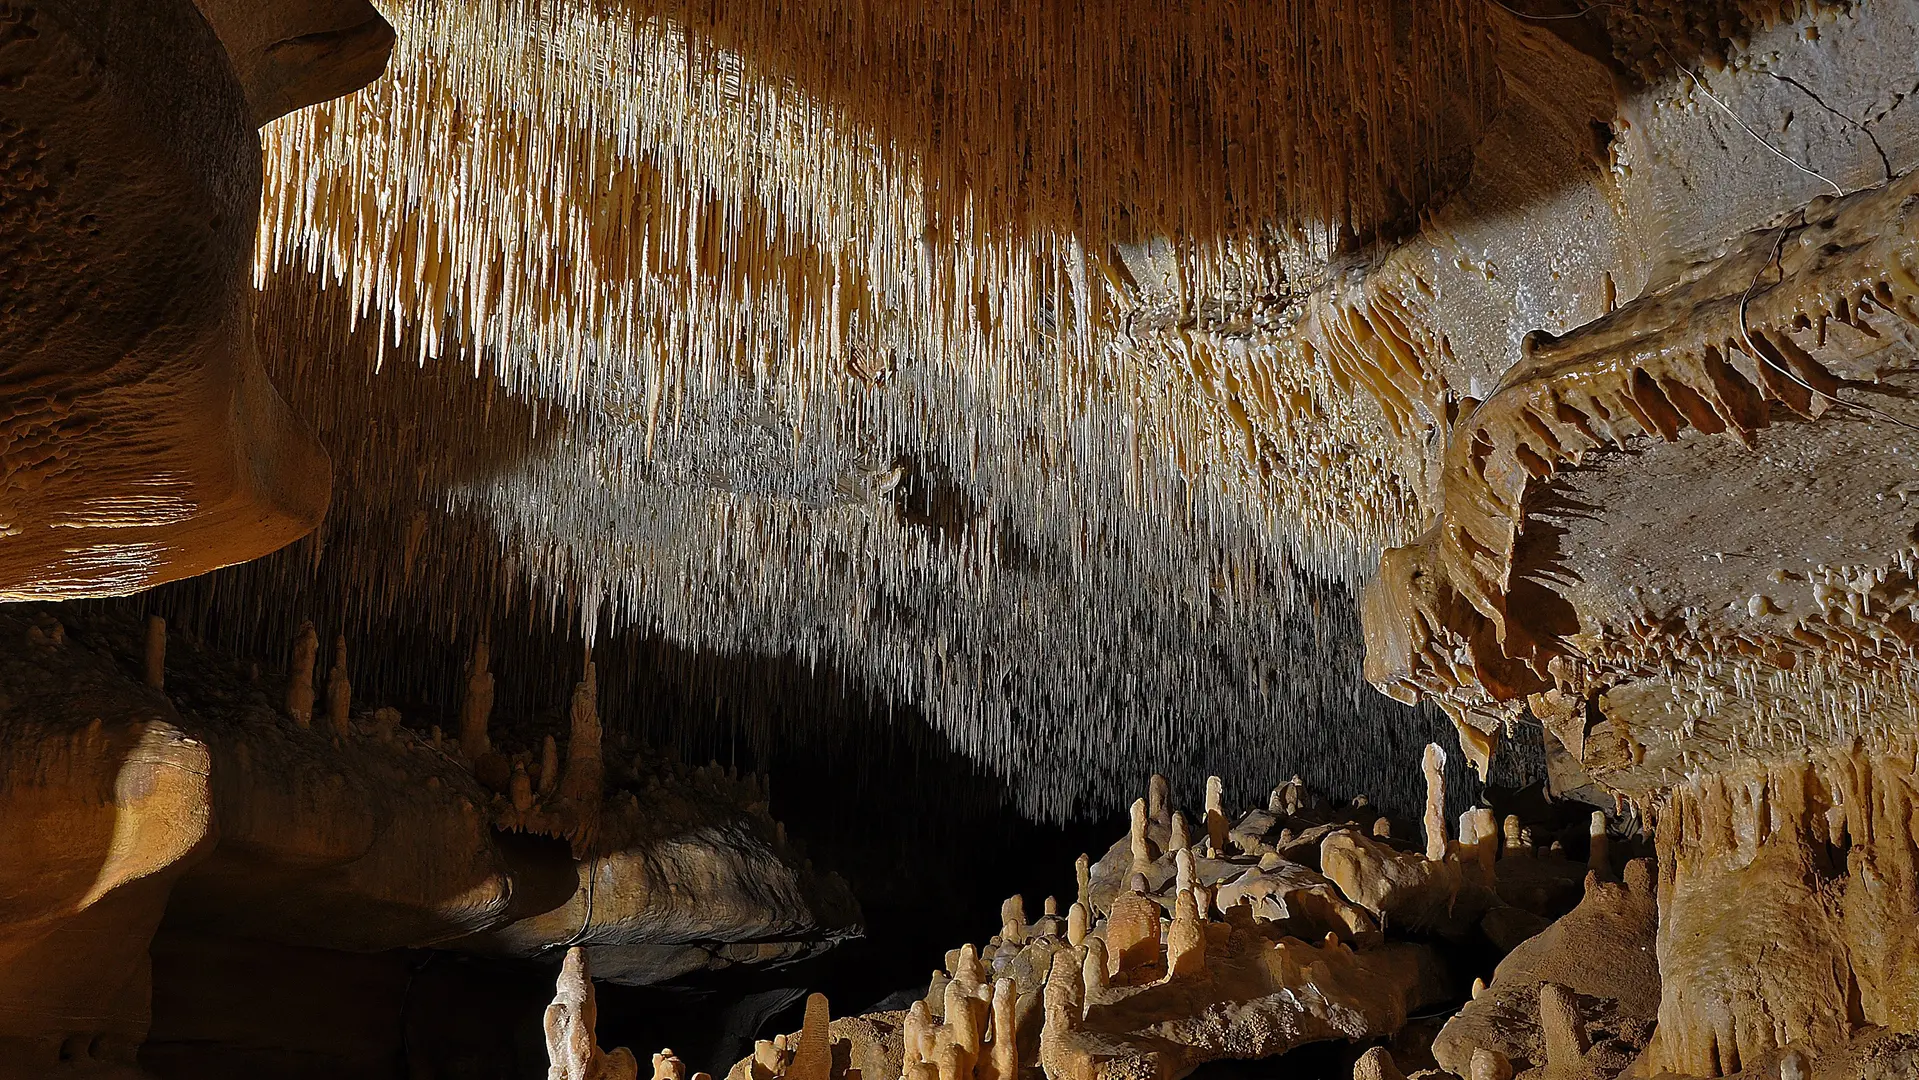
xmin=12 ymin=0 xmax=1919 ymax=1077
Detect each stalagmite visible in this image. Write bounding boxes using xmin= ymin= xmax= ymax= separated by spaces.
xmin=1066 ymin=902 xmax=1089 ymax=947
xmin=786 ymin=994 xmax=833 ymax=1080
xmin=1166 ymin=890 xmax=1205 ymax=979
xmin=1500 ymin=816 xmax=1527 ymax=859
xmin=1129 ymin=798 xmax=1153 ymax=877
xmin=545 ymin=947 xmax=640 ymax=1080
xmin=562 ymin=663 xmax=604 ymax=802
xmin=902 ymin=1002 xmax=931 ymax=1072
xmin=987 ymin=977 xmax=1016 ymax=1080
xmin=1352 ymin=1047 xmax=1407 ymax=1080
xmin=1469 ymin=1048 xmax=1513 ymax=1080
xmin=540 ymin=736 xmax=561 ymax=796
xmin=1538 ymin=983 xmax=1588 ymax=1070
xmin=461 ymin=636 xmax=494 ymax=759
xmin=1148 ymin=774 xmax=1170 ymax=823
xmin=1587 ymin=812 xmax=1609 ymax=876
xmin=1421 ymin=743 xmax=1447 ymax=863
xmin=1462 ymin=808 xmax=1497 ymax=881
xmin=1043 ymin=948 xmax=1082 ymax=1036
xmin=1000 ymin=895 xmax=1026 ymax=945
xmin=654 ymin=1050 xmax=687 ymax=1080
xmin=1075 ymin=854 xmax=1091 ymax=911
xmin=143 ymin=615 xmax=165 ymax=691
xmin=1175 ymin=848 xmax=1195 ymax=896
xmin=1204 ymin=775 xmax=1228 ymax=856
xmin=953 ymin=943 xmax=986 ymax=989
xmin=1170 ymin=811 xmax=1192 ymax=853
xmin=943 ymin=979 xmax=982 ymax=1059
xmin=1081 ymin=937 xmax=1108 ymax=1000
xmin=326 ymin=635 xmax=351 ymax=738
xmin=287 ymin=621 xmax=318 ymax=728
xmin=1106 ymin=874 xmax=1161 ymax=977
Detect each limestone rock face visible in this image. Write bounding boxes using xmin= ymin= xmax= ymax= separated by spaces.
xmin=187 ymin=0 xmax=395 ymax=126
xmin=0 ymin=0 xmax=360 ymax=600
xmin=0 ymin=624 xmax=214 ymax=1077
xmin=0 ymin=607 xmax=862 ymax=1070
xmin=1434 ymin=861 xmax=1658 ymax=1077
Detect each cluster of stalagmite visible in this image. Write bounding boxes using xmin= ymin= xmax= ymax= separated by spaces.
xmin=560 ymin=759 xmax=1647 ymax=1080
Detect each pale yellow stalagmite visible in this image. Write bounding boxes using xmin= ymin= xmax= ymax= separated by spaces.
xmin=1066 ymin=902 xmax=1089 ymax=947
xmin=901 ymin=1004 xmax=934 ymax=1080
xmin=545 ymin=947 xmax=640 ymax=1080
xmin=563 ymin=665 xmax=604 ymax=799
xmin=953 ymin=943 xmax=986 ymax=990
xmin=1352 ymin=1046 xmax=1407 ymax=1080
xmin=1421 ymin=743 xmax=1447 ymax=863
xmin=1128 ymin=798 xmax=1153 ymax=878
xmin=987 ymin=977 xmax=1017 ymax=1080
xmin=652 ymin=1050 xmax=688 ymax=1080
xmin=1204 ymin=775 xmax=1228 ymax=856
xmin=143 ymin=615 xmax=165 ymax=691
xmin=460 ymin=635 xmax=494 ymax=759
xmin=1107 ymin=874 xmax=1162 ymax=977
xmin=1175 ymin=848 xmax=1195 ymax=895
xmin=287 ymin=620 xmax=318 ymax=727
xmin=1075 ymin=854 xmax=1091 ymax=911
xmin=1587 ymin=812 xmax=1609 ymax=876
xmin=1166 ymin=889 xmax=1205 ymax=979
xmin=1148 ymin=774 xmax=1171 ymax=824
xmin=1170 ymin=811 xmax=1192 ymax=854
xmin=1500 ymin=816 xmax=1526 ymax=859
xmin=325 ymin=634 xmax=351 ymax=738
xmin=1081 ymin=936 xmax=1109 ymax=999
xmin=943 ymin=978 xmax=982 ymax=1061
xmin=999 ymin=895 xmax=1025 ymax=945
xmin=1463 ymin=808 xmax=1497 ymax=882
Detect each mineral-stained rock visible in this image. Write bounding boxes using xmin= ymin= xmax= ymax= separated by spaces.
xmin=186 ymin=0 xmax=395 ymax=126
xmin=0 ymin=0 xmax=369 ymax=600
xmin=1433 ymin=860 xmax=1659 ymax=1077
xmin=0 ymin=606 xmax=862 ymax=1069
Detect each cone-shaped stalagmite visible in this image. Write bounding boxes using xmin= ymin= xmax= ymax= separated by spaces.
xmin=1421 ymin=743 xmax=1447 ymax=863
xmin=1106 ymin=874 xmax=1161 ymax=977
xmin=325 ymin=635 xmax=351 ymax=738
xmin=785 ymin=994 xmax=832 ymax=1080
xmin=1129 ymin=798 xmax=1153 ymax=877
xmin=988 ymin=977 xmax=1017 ymax=1080
xmin=563 ymin=663 xmax=604 ymax=801
xmin=461 ymin=635 xmax=494 ymax=759
xmin=1204 ymin=775 xmax=1228 ymax=855
xmin=287 ymin=621 xmax=318 ymax=727
xmin=540 ymin=735 xmax=561 ymax=796
xmin=545 ymin=947 xmax=640 ymax=1080
xmin=1166 ymin=889 xmax=1205 ymax=979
